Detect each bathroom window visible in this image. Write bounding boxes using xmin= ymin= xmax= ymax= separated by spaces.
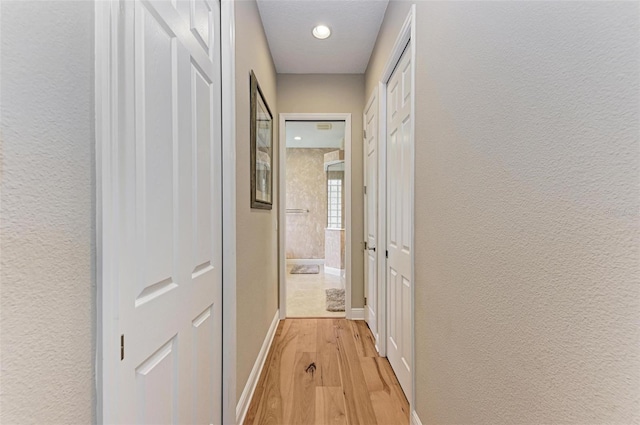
xmin=327 ymin=179 xmax=342 ymax=228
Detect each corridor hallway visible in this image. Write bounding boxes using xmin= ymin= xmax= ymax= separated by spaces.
xmin=244 ymin=319 xmax=409 ymax=424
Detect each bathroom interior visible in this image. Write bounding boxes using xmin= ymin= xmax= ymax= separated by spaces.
xmin=285 ymin=121 xmax=346 ymax=317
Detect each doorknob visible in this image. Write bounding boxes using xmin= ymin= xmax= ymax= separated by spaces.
xmin=368 ymin=246 xmax=376 ymax=252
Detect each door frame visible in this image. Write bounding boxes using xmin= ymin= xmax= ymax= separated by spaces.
xmin=377 ymin=3 xmax=416 ymax=412
xmin=278 ymin=113 xmax=353 ymax=319
xmin=95 ymin=2 xmax=116 ymax=422
xmin=95 ymin=1 xmax=234 ymax=423
xmin=220 ymin=0 xmax=237 ymax=423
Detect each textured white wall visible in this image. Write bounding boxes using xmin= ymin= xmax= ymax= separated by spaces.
xmin=0 ymin=1 xmax=95 ymax=423
xmin=368 ymin=1 xmax=640 ymax=423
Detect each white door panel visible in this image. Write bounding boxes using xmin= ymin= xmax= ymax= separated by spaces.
xmin=364 ymin=93 xmax=379 ymax=345
xmin=116 ymin=1 xmax=222 ymax=423
xmin=386 ymin=41 xmax=412 ymax=401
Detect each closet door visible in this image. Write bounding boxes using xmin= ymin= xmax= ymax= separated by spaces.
xmin=112 ymin=1 xmax=222 ymax=423
xmin=386 ymin=41 xmax=413 ymax=402
xmin=364 ymin=92 xmax=379 ymax=345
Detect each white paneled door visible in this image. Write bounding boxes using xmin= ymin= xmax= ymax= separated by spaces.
xmin=115 ymin=1 xmax=222 ymax=423
xmin=386 ymin=41 xmax=413 ymax=401
xmin=364 ymin=92 xmax=379 ymax=346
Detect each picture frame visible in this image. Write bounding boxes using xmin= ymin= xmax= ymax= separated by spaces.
xmin=250 ymin=70 xmax=273 ymax=210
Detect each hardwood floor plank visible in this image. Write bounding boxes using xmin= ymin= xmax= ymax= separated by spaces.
xmin=289 ymin=352 xmax=318 ymax=425
xmin=296 ymin=319 xmax=318 ymax=353
xmin=334 ymin=320 xmax=379 ymax=425
xmin=360 ymin=357 xmax=388 ymax=393
xmin=374 ymin=356 xmax=410 ymax=413
xmin=243 ymin=321 xmax=287 ymax=425
xmin=315 ymin=387 xmax=347 ymax=425
xmin=370 ymin=390 xmax=410 ymax=425
xmin=316 ymin=319 xmax=342 ymax=387
xmin=355 ymin=320 xmax=378 ymax=357
xmin=360 ymin=357 xmax=410 ymax=424
xmin=244 ymin=320 xmax=299 ymax=425
xmin=348 ymin=320 xmax=366 ymax=358
xmin=279 ymin=321 xmax=301 ymax=423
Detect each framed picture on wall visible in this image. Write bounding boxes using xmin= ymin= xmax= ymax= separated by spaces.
xmin=250 ymin=70 xmax=273 ymax=209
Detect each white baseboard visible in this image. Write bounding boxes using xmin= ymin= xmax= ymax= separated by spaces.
xmin=411 ymin=410 xmax=423 ymax=425
xmin=350 ymin=308 xmax=365 ymax=320
xmin=286 ymin=258 xmax=325 ymax=265
xmin=236 ymin=310 xmax=280 ymax=425
xmin=323 ymin=265 xmax=343 ymax=276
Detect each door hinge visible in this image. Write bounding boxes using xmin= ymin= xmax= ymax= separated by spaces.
xmin=364 ymin=129 xmax=367 ymax=139
xmin=120 ymin=334 xmax=125 ymax=361
xmin=364 ymin=241 xmax=368 ymax=250
xmin=364 ymin=297 xmax=367 ymax=306
xmin=386 ymin=250 xmax=389 ymax=258
xmin=364 ymin=185 xmax=367 ymax=195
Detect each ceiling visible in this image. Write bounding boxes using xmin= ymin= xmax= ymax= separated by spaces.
xmin=285 ymin=121 xmax=345 ymax=148
xmin=256 ymin=0 xmax=389 ymax=74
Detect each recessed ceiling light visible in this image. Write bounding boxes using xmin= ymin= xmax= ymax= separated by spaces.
xmin=294 ymin=136 xmax=302 ymax=140
xmin=312 ymin=25 xmax=331 ymax=40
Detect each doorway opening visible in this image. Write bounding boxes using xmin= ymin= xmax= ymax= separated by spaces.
xmin=279 ymin=114 xmax=352 ymax=319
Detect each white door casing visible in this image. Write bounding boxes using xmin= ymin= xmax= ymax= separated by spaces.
xmin=386 ymin=41 xmax=413 ymax=401
xmin=364 ymin=92 xmax=379 ymax=345
xmin=100 ymin=0 xmax=223 ymax=423
xmin=220 ymin=0 xmax=237 ymax=423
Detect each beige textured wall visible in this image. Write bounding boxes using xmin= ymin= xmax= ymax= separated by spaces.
xmin=364 ymin=1 xmax=411 ymax=100
xmin=0 ymin=1 xmax=95 ymax=423
xmin=278 ymin=74 xmax=365 ymax=308
xmin=367 ymin=1 xmax=640 ymax=423
xmin=235 ymin=0 xmax=279 ymax=403
xmin=285 ymin=148 xmax=333 ymax=259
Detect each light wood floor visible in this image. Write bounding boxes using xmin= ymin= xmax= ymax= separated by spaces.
xmin=244 ymin=319 xmax=409 ymax=425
